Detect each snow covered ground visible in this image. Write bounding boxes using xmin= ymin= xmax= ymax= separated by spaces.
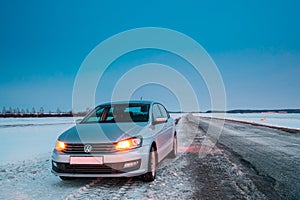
xmin=195 ymin=113 xmax=300 ymax=130
xmin=0 ymin=117 xmax=76 ymax=165
xmin=0 ymin=115 xmax=198 ymax=200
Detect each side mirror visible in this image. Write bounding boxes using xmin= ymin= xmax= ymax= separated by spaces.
xmin=152 ymin=117 xmax=167 ymax=125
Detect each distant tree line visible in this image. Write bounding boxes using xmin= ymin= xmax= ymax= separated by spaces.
xmin=206 ymin=109 xmax=300 ymax=114
xmin=0 ymin=106 xmax=89 ymax=118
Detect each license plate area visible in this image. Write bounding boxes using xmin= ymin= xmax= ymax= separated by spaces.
xmin=70 ymin=156 xmax=103 ymax=165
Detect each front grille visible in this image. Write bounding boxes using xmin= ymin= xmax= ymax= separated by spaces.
xmin=54 ymin=163 xmax=122 ymax=174
xmin=52 ymin=160 xmax=141 ymax=174
xmin=63 ymin=143 xmax=116 ymax=154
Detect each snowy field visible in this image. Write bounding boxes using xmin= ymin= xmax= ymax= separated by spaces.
xmin=0 ymin=117 xmax=76 ymax=165
xmin=195 ymin=113 xmax=300 ymax=130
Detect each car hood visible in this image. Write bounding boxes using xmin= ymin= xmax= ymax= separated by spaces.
xmin=58 ymin=122 xmax=148 ymax=143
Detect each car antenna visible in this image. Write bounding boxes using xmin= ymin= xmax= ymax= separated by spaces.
xmin=140 ymin=96 xmax=143 ymax=100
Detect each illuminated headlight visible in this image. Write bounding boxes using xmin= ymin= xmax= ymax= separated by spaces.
xmin=55 ymin=140 xmax=66 ymax=152
xmin=115 ymin=137 xmax=142 ymax=151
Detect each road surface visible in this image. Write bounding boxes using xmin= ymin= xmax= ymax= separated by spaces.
xmin=196 ymin=116 xmax=300 ymax=199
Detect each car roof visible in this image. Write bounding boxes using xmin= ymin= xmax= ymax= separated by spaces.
xmin=99 ymin=100 xmax=155 ymax=106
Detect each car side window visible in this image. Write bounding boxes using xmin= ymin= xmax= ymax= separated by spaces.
xmin=152 ymin=104 xmax=162 ymax=120
xmin=158 ymin=104 xmax=169 ymax=118
xmin=84 ymin=107 xmax=105 ymax=123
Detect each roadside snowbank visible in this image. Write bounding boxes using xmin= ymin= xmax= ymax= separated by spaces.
xmin=195 ymin=113 xmax=300 ymax=130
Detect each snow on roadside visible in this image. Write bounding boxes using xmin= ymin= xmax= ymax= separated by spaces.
xmin=0 ymin=118 xmax=76 ymax=165
xmin=0 ymin=114 xmax=195 ymax=200
xmin=194 ymin=113 xmax=300 ymax=130
xmin=0 ymin=117 xmax=76 ymax=127
xmin=0 ymin=156 xmax=94 ymax=200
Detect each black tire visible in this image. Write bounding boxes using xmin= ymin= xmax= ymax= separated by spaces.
xmin=59 ymin=176 xmax=73 ymax=181
xmin=142 ymin=146 xmax=157 ymax=182
xmin=169 ymin=134 xmax=177 ymax=158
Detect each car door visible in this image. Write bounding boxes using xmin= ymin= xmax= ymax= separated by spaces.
xmin=157 ymin=104 xmax=173 ymax=154
xmin=152 ymin=104 xmax=168 ymax=161
xmin=152 ymin=104 xmax=169 ymax=161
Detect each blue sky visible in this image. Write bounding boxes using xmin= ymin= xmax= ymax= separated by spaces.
xmin=0 ymin=0 xmax=299 ymax=112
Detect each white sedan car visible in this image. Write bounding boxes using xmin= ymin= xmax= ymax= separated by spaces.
xmin=52 ymin=101 xmax=177 ymax=182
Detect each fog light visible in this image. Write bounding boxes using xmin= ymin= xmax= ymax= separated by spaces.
xmin=123 ymin=160 xmax=139 ymax=168
xmin=52 ymin=161 xmax=58 ymax=167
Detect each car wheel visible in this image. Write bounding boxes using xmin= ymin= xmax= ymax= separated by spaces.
xmin=169 ymin=134 xmax=177 ymax=158
xmin=142 ymin=146 xmax=157 ymax=182
xmin=59 ymin=176 xmax=73 ymax=181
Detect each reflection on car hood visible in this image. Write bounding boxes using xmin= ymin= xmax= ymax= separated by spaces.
xmin=58 ymin=122 xmax=148 ymax=143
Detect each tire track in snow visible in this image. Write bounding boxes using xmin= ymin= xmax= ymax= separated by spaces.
xmin=64 ymin=178 xmax=103 ymax=200
xmin=68 ymin=177 xmax=133 ymax=199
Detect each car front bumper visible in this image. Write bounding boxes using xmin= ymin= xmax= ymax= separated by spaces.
xmin=51 ymin=145 xmax=150 ymax=178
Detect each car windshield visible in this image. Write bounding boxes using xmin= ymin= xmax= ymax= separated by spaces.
xmin=81 ymin=103 xmax=150 ymax=123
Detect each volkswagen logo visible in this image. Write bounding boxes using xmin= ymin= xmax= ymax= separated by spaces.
xmin=84 ymin=144 xmax=92 ymax=153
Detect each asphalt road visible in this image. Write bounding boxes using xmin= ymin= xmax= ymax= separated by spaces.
xmin=194 ymin=116 xmax=300 ymax=199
